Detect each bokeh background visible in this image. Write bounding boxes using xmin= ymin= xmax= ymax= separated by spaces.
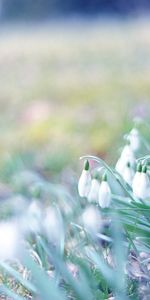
xmin=0 ymin=0 xmax=150 ymax=177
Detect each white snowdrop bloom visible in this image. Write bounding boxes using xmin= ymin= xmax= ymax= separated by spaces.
xmin=78 ymin=160 xmax=91 ymax=197
xmin=128 ymin=128 xmax=140 ymax=152
xmin=132 ymin=163 xmax=142 ymax=196
xmin=82 ymin=205 xmax=101 ymax=235
xmin=23 ymin=201 xmax=42 ymax=234
xmin=122 ymin=162 xmax=135 ymax=185
xmin=99 ymin=173 xmax=111 ymax=208
xmin=115 ymin=144 xmax=135 ymax=175
xmin=43 ymin=206 xmax=64 ymax=250
xmin=121 ymin=144 xmax=133 ymax=157
xmin=28 ymin=201 xmax=42 ymax=218
xmin=133 ymin=164 xmax=150 ymax=199
xmin=115 ymin=157 xmax=125 ymax=174
xmin=88 ymin=174 xmax=100 ymax=203
xmin=121 ymin=144 xmax=135 ymax=167
xmin=0 ymin=221 xmax=20 ymax=261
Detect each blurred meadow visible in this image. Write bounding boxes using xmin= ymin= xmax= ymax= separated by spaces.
xmin=1 ymin=9 xmax=150 ymax=300
xmin=0 ymin=17 xmax=150 ymax=176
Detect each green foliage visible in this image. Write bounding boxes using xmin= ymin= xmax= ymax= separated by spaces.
xmin=0 ymin=125 xmax=150 ymax=299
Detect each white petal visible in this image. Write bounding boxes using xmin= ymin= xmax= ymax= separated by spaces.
xmin=139 ymin=173 xmax=150 ymax=199
xmin=88 ymin=179 xmax=100 ymax=203
xmin=121 ymin=145 xmax=133 ymax=157
xmin=132 ymin=173 xmax=150 ymax=199
xmin=122 ymin=167 xmax=135 ymax=185
xmin=28 ymin=201 xmax=41 ymax=218
xmin=121 ymin=145 xmax=136 ymax=166
xmin=99 ymin=181 xmax=111 ymax=208
xmin=78 ymin=170 xmax=91 ymax=197
xmin=128 ymin=128 xmax=140 ymax=152
xmin=115 ymin=146 xmax=135 ymax=175
xmin=43 ymin=206 xmax=64 ymax=249
xmin=132 ymin=172 xmax=141 ymax=198
xmin=82 ymin=205 xmax=101 ymax=235
xmin=115 ymin=157 xmax=126 ymax=174
xmin=22 ymin=201 xmax=42 ymax=233
xmin=132 ymin=172 xmax=141 ymax=188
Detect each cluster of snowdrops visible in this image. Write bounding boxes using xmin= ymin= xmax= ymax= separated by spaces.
xmin=79 ymin=127 xmax=150 ymax=204
xmin=0 ymin=126 xmax=150 ymax=261
xmin=78 ymin=126 xmax=150 ymax=234
xmin=0 ymin=124 xmax=150 ymax=299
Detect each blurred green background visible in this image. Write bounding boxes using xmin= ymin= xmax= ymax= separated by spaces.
xmin=0 ymin=18 xmax=150 ymax=174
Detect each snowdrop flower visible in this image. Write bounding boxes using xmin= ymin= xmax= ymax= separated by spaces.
xmin=121 ymin=143 xmax=134 ymax=159
xmin=132 ymin=162 xmax=142 ymax=198
xmin=82 ymin=205 xmax=101 ymax=235
xmin=115 ymin=143 xmax=135 ymax=175
xmin=99 ymin=173 xmax=111 ymax=208
xmin=88 ymin=172 xmax=100 ymax=203
xmin=78 ymin=160 xmax=91 ymax=197
xmin=127 ymin=128 xmax=140 ymax=152
xmin=122 ymin=162 xmax=135 ymax=186
xmin=0 ymin=221 xmax=20 ymax=261
xmin=43 ymin=206 xmax=64 ymax=251
xmin=115 ymin=157 xmax=125 ymax=174
xmin=22 ymin=201 xmax=42 ymax=234
xmin=132 ymin=164 xmax=150 ymax=199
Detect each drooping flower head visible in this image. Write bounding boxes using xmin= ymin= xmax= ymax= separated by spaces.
xmin=127 ymin=128 xmax=140 ymax=152
xmin=132 ymin=163 xmax=150 ymax=200
xmin=88 ymin=171 xmax=100 ymax=203
xmin=115 ymin=141 xmax=136 ymax=175
xmin=78 ymin=160 xmax=91 ymax=198
xmin=122 ymin=162 xmax=135 ymax=186
xmin=99 ymin=172 xmax=111 ymax=208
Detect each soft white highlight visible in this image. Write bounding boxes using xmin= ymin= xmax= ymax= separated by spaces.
xmin=0 ymin=222 xmax=20 ymax=261
xmin=22 ymin=201 xmax=42 ymax=234
xmin=82 ymin=205 xmax=101 ymax=235
xmin=128 ymin=128 xmax=140 ymax=152
xmin=43 ymin=206 xmax=64 ymax=249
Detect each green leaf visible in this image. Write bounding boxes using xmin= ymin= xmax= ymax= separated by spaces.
xmin=22 ymin=250 xmax=67 ymax=300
